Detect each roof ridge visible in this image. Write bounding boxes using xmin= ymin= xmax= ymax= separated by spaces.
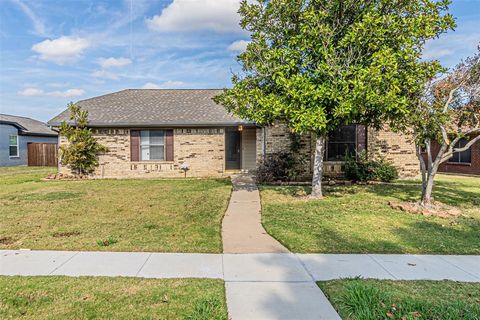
xmin=75 ymin=89 xmax=131 ymax=104
xmin=0 ymin=113 xmax=46 ymax=123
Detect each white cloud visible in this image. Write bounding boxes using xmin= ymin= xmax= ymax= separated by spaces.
xmin=32 ymin=36 xmax=90 ymax=64
xmin=146 ymin=0 xmax=242 ymax=33
xmin=17 ymin=87 xmax=85 ymax=98
xmin=91 ymin=69 xmax=120 ymax=80
xmin=18 ymin=87 xmax=44 ymax=96
xmin=11 ymin=0 xmax=47 ymax=36
xmin=142 ymin=81 xmax=185 ymax=89
xmin=48 ymin=82 xmax=69 ymax=88
xmin=423 ymin=48 xmax=454 ymax=60
xmin=96 ymin=57 xmax=132 ymax=68
xmin=46 ymin=89 xmax=85 ymax=98
xmin=228 ymin=40 xmax=250 ymax=52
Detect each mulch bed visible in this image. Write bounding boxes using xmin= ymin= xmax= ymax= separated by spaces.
xmin=389 ymin=201 xmax=463 ymax=219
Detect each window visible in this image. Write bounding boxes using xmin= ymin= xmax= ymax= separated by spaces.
xmin=449 ymin=138 xmax=471 ymax=164
xmin=140 ymin=130 xmax=165 ymax=161
xmin=326 ymin=125 xmax=357 ymax=161
xmin=9 ymin=135 xmax=19 ymax=157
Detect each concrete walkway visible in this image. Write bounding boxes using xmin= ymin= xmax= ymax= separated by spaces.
xmin=222 ymin=175 xmax=340 ymax=319
xmin=222 ymin=174 xmax=289 ymax=253
xmin=2 ymin=250 xmax=479 ymax=282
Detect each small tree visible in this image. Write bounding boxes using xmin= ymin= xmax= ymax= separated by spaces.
xmin=412 ymin=47 xmax=480 ymax=206
xmin=59 ymin=103 xmax=108 ymax=175
xmin=215 ymin=0 xmax=454 ymax=198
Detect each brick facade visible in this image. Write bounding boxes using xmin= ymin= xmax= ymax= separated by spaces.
xmin=431 ymin=140 xmax=480 ymax=176
xmin=59 ymin=127 xmax=226 ymax=178
xmin=255 ymin=124 xmax=420 ymax=179
xmin=367 ymin=127 xmax=420 ymax=178
xmin=59 ymin=124 xmax=420 ymax=179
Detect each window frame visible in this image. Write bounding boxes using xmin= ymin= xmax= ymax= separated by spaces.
xmin=139 ymin=130 xmax=166 ymax=161
xmin=8 ymin=135 xmax=19 ymax=158
xmin=448 ymin=138 xmax=472 ymax=165
xmin=326 ymin=125 xmax=358 ymax=162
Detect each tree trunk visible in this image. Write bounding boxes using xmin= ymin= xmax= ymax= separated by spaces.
xmin=422 ymin=170 xmax=437 ymax=206
xmin=311 ymin=133 xmax=326 ymax=198
xmin=420 ymin=143 xmax=447 ymax=207
xmin=415 ymin=144 xmax=428 ymax=200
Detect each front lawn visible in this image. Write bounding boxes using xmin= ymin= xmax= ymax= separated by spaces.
xmin=318 ymin=279 xmax=480 ymax=320
xmin=261 ymin=175 xmax=480 ymax=254
xmin=0 ymin=276 xmax=227 ymax=320
xmin=0 ymin=167 xmax=231 ymax=252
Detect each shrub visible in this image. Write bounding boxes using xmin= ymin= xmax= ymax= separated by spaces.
xmin=345 ymin=152 xmax=398 ymax=182
xmin=59 ymin=103 xmax=108 ymax=175
xmin=256 ymin=152 xmax=304 ymax=183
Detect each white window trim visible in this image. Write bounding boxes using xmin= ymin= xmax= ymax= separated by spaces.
xmin=139 ymin=130 xmax=166 ymax=161
xmin=9 ymin=135 xmax=19 ymax=158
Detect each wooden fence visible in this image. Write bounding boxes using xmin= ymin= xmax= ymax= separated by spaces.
xmin=27 ymin=143 xmax=58 ymax=167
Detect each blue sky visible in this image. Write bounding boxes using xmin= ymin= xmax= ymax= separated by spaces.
xmin=0 ymin=0 xmax=479 ymax=122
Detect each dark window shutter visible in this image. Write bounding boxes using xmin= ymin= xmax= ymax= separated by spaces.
xmin=130 ymin=130 xmax=140 ymax=161
xmin=356 ymin=125 xmax=367 ymax=156
xmin=165 ymin=130 xmax=174 ymax=161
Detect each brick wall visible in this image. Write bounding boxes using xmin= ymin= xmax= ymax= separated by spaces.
xmin=256 ymin=124 xmax=419 ymax=179
xmin=59 ymin=127 xmax=226 ymax=178
xmin=256 ymin=124 xmax=314 ymax=177
xmin=431 ymin=140 xmax=480 ymax=176
xmin=367 ymin=127 xmax=419 ymax=178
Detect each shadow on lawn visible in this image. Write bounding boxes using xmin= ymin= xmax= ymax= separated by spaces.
xmin=367 ymin=182 xmax=479 ymax=208
xmin=265 ymin=179 xmax=479 ymax=208
xmin=313 ymin=215 xmax=480 ymax=254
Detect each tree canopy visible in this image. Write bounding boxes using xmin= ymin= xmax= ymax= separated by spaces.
xmin=215 ymin=0 xmax=455 ymax=134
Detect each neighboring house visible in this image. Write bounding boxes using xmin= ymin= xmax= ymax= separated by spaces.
xmin=48 ymin=89 xmax=419 ymax=179
xmin=430 ymin=139 xmax=480 ymax=176
xmin=0 ymin=114 xmax=58 ymax=166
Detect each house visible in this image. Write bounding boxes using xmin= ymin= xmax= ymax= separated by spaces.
xmin=0 ymin=114 xmax=58 ymax=166
xmin=430 ymin=139 xmax=480 ymax=176
xmin=48 ymin=89 xmax=420 ymax=179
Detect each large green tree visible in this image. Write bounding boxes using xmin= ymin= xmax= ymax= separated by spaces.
xmin=215 ymin=0 xmax=455 ymax=197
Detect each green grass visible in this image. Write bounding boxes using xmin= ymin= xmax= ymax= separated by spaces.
xmin=0 ymin=276 xmax=227 ymax=320
xmin=318 ymin=279 xmax=480 ymax=320
xmin=0 ymin=166 xmax=231 ymax=252
xmin=261 ymin=175 xmax=480 ymax=254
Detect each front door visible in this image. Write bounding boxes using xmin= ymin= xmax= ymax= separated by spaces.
xmin=225 ymin=129 xmax=241 ymax=170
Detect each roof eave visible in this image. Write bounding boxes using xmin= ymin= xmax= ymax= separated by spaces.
xmin=48 ymin=121 xmax=258 ymax=128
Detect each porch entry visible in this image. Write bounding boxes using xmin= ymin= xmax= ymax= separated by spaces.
xmin=225 ymin=127 xmax=257 ymax=171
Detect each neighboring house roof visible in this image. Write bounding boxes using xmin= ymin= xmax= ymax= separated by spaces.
xmin=0 ymin=114 xmax=58 ymax=136
xmin=48 ymin=89 xmax=254 ymax=127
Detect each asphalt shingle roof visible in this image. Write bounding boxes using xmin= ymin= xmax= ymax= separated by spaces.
xmin=48 ymin=89 xmax=253 ymax=127
xmin=0 ymin=114 xmax=58 ymax=136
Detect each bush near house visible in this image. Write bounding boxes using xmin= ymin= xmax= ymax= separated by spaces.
xmin=345 ymin=153 xmax=399 ymax=183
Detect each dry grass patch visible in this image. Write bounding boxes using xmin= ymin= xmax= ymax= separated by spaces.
xmin=0 ymin=167 xmax=231 ymax=252
xmin=0 ymin=276 xmax=227 ymax=320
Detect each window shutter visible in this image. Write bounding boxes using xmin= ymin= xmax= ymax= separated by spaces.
xmin=130 ymin=130 xmax=140 ymax=161
xmin=165 ymin=130 xmax=174 ymax=161
xmin=356 ymin=125 xmax=367 ymax=155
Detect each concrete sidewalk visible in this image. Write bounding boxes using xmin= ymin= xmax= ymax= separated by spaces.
xmin=2 ymin=250 xmax=480 ymax=319
xmin=1 ymin=250 xmax=479 ymax=282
